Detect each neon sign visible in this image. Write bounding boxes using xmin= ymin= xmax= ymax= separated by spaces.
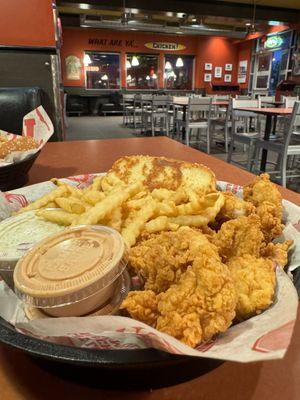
xmin=264 ymin=35 xmax=284 ymax=49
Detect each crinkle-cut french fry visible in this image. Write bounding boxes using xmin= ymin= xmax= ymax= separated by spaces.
xmin=106 ymin=207 xmax=122 ymax=231
xmin=176 ymin=192 xmax=224 ymax=216
xmin=151 ymin=188 xmax=188 ymax=205
xmin=74 ymin=183 xmax=142 ymax=226
xmin=50 ymin=178 xmax=83 ymax=199
xmin=145 ymin=216 xmax=179 ymax=233
xmin=55 ymin=197 xmax=86 ymax=214
xmin=101 ymin=174 xmax=122 ymax=192
xmin=36 ymin=209 xmax=77 ymax=226
xmin=121 ymin=200 xmax=156 ymax=247
xmin=83 ymin=190 xmax=105 ymax=206
xmin=41 ymin=202 xmax=57 ymax=209
xmin=126 ymin=196 xmax=148 ymax=210
xmin=50 ymin=178 xmax=66 ymax=187
xmin=154 ymin=200 xmax=177 ymax=217
xmin=145 ymin=193 xmax=225 ymax=232
xmin=18 ymin=187 xmax=68 ymax=213
xmin=88 ymin=176 xmax=103 ymax=192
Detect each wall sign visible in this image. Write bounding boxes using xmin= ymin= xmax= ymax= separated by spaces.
xmin=264 ymin=35 xmax=283 ymax=49
xmin=65 ymin=55 xmax=81 ymax=80
xmin=238 ymin=60 xmax=248 ymax=83
xmin=145 ymin=42 xmax=186 ymax=51
xmin=88 ymin=38 xmax=137 ymax=47
xmin=214 ymin=66 xmax=222 ymax=78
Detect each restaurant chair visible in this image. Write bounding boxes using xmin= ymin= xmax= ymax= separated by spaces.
xmin=210 ymin=103 xmax=231 ymax=152
xmin=227 ymin=98 xmax=262 ymax=171
xmin=141 ymin=95 xmax=171 ymax=136
xmin=122 ymin=94 xmax=135 ymax=126
xmin=236 ymin=95 xmax=253 ymax=100
xmin=178 ymin=97 xmax=213 ymax=153
xmin=283 ymin=96 xmax=299 ymax=108
xmin=251 ymin=101 xmax=300 ymax=188
xmin=259 ymin=95 xmax=275 ymax=108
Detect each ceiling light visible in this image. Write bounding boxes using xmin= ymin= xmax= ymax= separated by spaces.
xmin=165 ymin=61 xmax=172 ymax=70
xmin=146 ymin=75 xmax=150 ymax=80
xmin=176 ymin=57 xmax=184 ymax=67
xmin=152 ymin=73 xmax=157 ymax=79
xmin=83 ymin=54 xmax=92 ymax=66
xmin=102 ymin=74 xmax=108 ymax=81
xmin=268 ymin=20 xmax=281 ymax=26
xmin=192 ymin=18 xmax=197 ymax=22
xmin=126 ymin=74 xmax=132 ymax=81
xmin=126 ymin=59 xmax=131 ymax=69
xmin=245 ymin=22 xmax=252 ymax=27
xmin=131 ymin=56 xmax=139 ymax=66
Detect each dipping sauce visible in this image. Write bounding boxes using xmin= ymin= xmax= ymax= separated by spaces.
xmin=13 ymin=225 xmax=127 ymax=317
xmin=0 ymin=211 xmax=64 ymax=288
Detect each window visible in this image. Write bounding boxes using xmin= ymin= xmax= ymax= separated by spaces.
xmin=85 ymin=52 xmax=120 ymax=90
xmin=126 ymin=54 xmax=159 ymax=89
xmin=164 ymin=55 xmax=194 ymax=90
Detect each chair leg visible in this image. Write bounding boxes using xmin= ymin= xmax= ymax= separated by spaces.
xmin=281 ymin=153 xmax=287 ymax=188
xmin=151 ymin=115 xmax=155 ymax=136
xmin=227 ymin=136 xmax=234 ymax=164
xmin=186 ymin=128 xmax=190 ymax=146
xmin=206 ymin=128 xmax=210 ymax=154
xmin=224 ymin=125 xmax=229 ymax=153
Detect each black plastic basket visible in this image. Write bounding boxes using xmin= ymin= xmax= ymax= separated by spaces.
xmin=0 ymin=151 xmax=41 ymax=191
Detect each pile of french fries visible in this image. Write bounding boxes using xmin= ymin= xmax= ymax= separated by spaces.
xmin=18 ymin=175 xmax=225 ymax=247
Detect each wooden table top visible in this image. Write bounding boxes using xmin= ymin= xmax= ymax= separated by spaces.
xmin=1 ymin=137 xmax=300 ymax=399
xmin=236 ymin=107 xmax=293 ymax=115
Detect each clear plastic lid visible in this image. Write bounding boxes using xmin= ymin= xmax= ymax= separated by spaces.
xmin=14 ymin=225 xmax=128 ymax=307
xmin=0 ymin=210 xmax=64 ymax=270
xmin=24 ymin=270 xmax=130 ymax=320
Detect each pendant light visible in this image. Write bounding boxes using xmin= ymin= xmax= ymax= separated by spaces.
xmin=83 ymin=54 xmax=92 ymax=66
xmin=152 ymin=73 xmax=157 ymax=79
xmin=175 ymin=57 xmax=184 ymax=67
xmin=126 ymin=59 xmax=131 ymax=69
xmin=165 ymin=61 xmax=172 ymax=70
xmin=126 ymin=74 xmax=132 ymax=81
xmin=131 ymin=56 xmax=139 ymax=66
xmin=146 ymin=75 xmax=150 ymax=80
xmin=102 ymin=74 xmax=108 ymax=81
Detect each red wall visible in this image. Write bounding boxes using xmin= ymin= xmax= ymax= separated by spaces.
xmin=195 ymin=36 xmax=238 ymax=92
xmin=0 ymin=0 xmax=56 ymax=47
xmin=61 ymin=27 xmax=239 ymax=90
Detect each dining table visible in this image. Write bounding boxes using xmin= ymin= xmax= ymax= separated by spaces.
xmin=235 ymin=107 xmax=293 ymax=172
xmin=1 ymin=136 xmax=300 ymax=399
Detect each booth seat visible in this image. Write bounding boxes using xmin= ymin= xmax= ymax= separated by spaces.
xmin=0 ymin=87 xmax=42 ymax=134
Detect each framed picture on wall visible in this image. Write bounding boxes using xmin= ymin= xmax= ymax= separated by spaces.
xmin=204 ymin=63 xmax=212 ymax=70
xmin=204 ymin=73 xmax=212 ymax=82
xmin=225 ymin=64 xmax=232 ymax=71
xmin=224 ymin=74 xmax=232 ymax=82
xmin=214 ymin=66 xmax=222 ymax=78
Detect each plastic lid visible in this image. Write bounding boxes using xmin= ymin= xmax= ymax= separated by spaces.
xmin=24 ymin=270 xmax=130 ymax=320
xmin=14 ymin=225 xmax=128 ymax=307
xmin=0 ymin=211 xmax=64 ymax=269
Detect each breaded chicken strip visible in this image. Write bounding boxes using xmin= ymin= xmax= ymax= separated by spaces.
xmin=213 ymin=215 xmax=265 ymax=262
xmin=122 ymin=231 xmax=237 ymax=348
xmin=121 ymin=290 xmax=158 ymax=327
xmin=156 ymin=254 xmax=236 ymax=347
xmin=261 ymin=240 xmax=293 ymax=269
xmin=227 ymin=255 xmax=276 ymax=321
xmin=129 ymin=226 xmax=219 ymax=293
xmin=217 ymin=192 xmax=255 ymax=222
xmin=243 ymin=173 xmax=283 ymax=242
